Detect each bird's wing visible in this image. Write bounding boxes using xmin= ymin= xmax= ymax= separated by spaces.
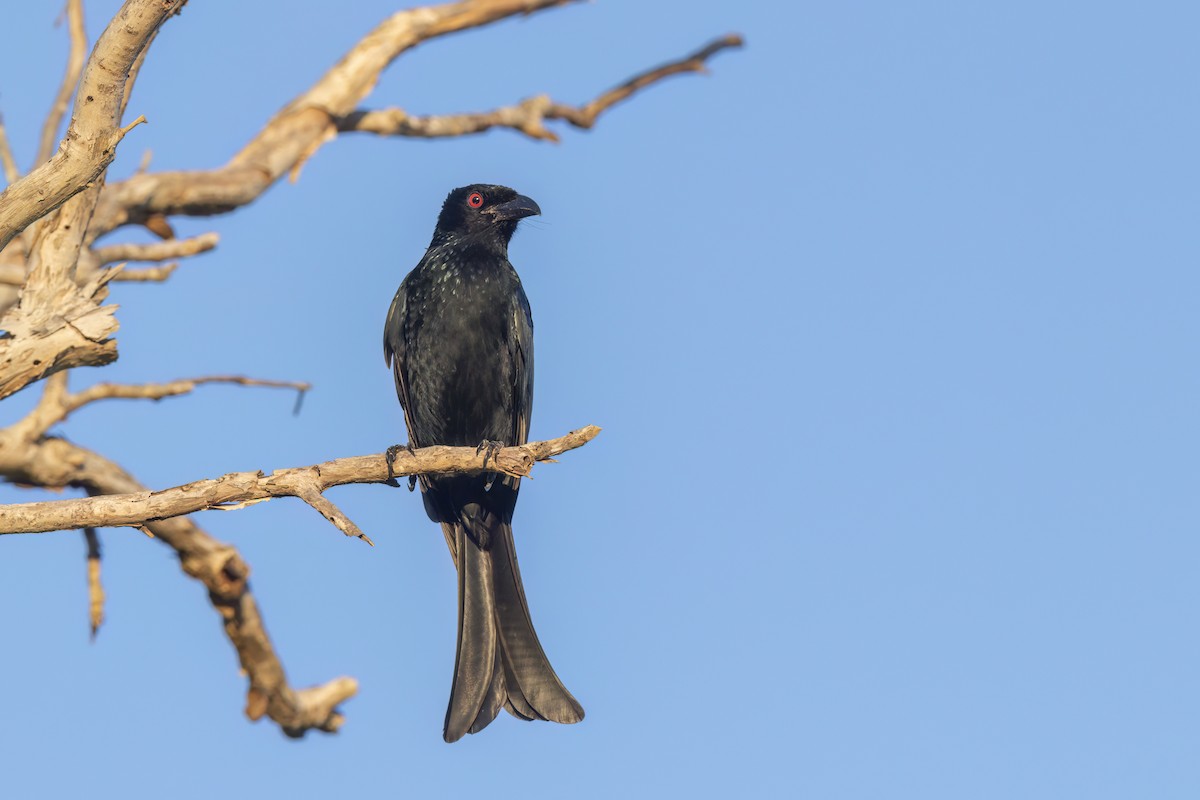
xmin=383 ymin=277 xmax=434 ymax=501
xmin=492 ymin=287 xmax=533 ymax=505
xmin=383 ymin=280 xmax=421 ymax=444
xmin=511 ymin=287 xmax=535 ymax=449
xmin=386 ymin=274 xmax=454 ymax=556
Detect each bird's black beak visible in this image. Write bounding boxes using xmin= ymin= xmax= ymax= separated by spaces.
xmin=488 ymin=194 xmax=541 ymax=222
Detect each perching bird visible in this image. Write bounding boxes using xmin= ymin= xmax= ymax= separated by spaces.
xmin=383 ymin=184 xmax=584 ymax=742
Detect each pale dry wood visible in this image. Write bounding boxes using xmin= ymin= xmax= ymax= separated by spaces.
xmin=88 ymin=0 xmax=582 ymax=236
xmin=0 ymin=426 xmax=600 ymax=536
xmin=295 ymin=481 xmax=374 ymax=546
xmin=36 ymin=0 xmax=88 ymax=168
xmin=0 ymin=3 xmax=180 ymax=399
xmin=0 ymin=114 xmax=19 ymax=184
xmin=337 ymin=34 xmax=745 ymax=142
xmin=0 ymin=0 xmax=183 ymax=251
xmin=14 ymin=373 xmax=311 ymax=442
xmin=0 ymin=268 xmax=119 ymax=401
xmin=0 ymin=173 xmax=130 ymax=399
xmin=0 ymin=111 xmax=151 ymax=397
xmin=0 ymin=258 xmax=29 ymax=285
xmin=0 ymin=258 xmax=180 ymax=286
xmin=106 ymin=261 xmax=177 ymax=282
xmin=0 ymin=431 xmax=356 ymax=737
xmin=91 ymin=232 xmax=218 ymax=265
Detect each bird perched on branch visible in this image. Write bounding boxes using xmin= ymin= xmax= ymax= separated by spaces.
xmin=383 ymin=184 xmax=584 ymax=742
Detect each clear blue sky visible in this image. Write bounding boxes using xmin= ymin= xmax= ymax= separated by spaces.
xmin=2 ymin=1 xmax=1199 ymax=797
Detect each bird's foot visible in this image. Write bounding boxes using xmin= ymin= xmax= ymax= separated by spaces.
xmin=475 ymin=439 xmax=505 ymax=491
xmin=385 ymin=442 xmax=419 ymax=491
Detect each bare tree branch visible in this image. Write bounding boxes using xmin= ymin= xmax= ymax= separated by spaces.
xmin=0 ymin=257 xmax=188 ymax=287
xmin=87 ymin=0 xmax=585 ymax=236
xmin=548 ymin=33 xmax=745 ymax=129
xmin=0 ymin=2 xmax=182 ymax=401
xmin=0 ymin=0 xmax=183 ymax=251
xmin=36 ymin=0 xmax=89 ymax=168
xmin=14 ymin=373 xmax=310 ymax=442
xmin=336 ymin=34 xmax=745 ymax=142
xmin=295 ymin=481 xmax=374 ymax=546
xmin=0 ymin=114 xmax=19 ymax=185
xmin=0 ymin=431 xmax=357 ymax=737
xmin=0 ymin=114 xmax=150 ymax=396
xmin=0 ymin=269 xmax=120 ymax=401
xmin=0 ymin=426 xmax=601 ymax=536
xmin=106 ymin=261 xmax=178 ymax=282
xmin=91 ymin=232 xmax=219 ymax=265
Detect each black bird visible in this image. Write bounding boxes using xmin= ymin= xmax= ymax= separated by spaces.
xmin=383 ymin=184 xmax=584 ymax=742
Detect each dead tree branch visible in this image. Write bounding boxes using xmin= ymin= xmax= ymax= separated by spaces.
xmin=0 ymin=430 xmax=358 ymax=737
xmin=36 ymin=0 xmax=88 ymax=168
xmin=0 ymin=114 xmax=19 ymax=185
xmin=91 ymin=232 xmax=219 ymax=265
xmin=336 ymin=34 xmax=744 ymax=142
xmin=0 ymin=269 xmax=119 ymax=400
xmin=12 ymin=373 xmax=310 ymax=441
xmin=0 ymin=0 xmax=182 ymax=251
xmin=105 ymin=262 xmax=178 ymax=282
xmin=87 ymin=0 xmax=582 ymax=236
xmin=0 ymin=426 xmax=600 ymax=537
xmin=0 ymin=258 xmax=184 ymax=286
xmin=0 ymin=0 xmax=184 ymax=399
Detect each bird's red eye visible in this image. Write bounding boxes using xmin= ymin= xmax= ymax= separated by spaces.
xmin=467 ymin=192 xmax=484 ymax=208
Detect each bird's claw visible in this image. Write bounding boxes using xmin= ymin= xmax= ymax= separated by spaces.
xmin=475 ymin=439 xmax=504 ymax=469
xmin=385 ymin=442 xmax=418 ymax=490
xmin=476 ymin=439 xmax=505 ymax=491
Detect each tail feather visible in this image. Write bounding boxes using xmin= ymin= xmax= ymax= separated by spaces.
xmin=443 ymin=523 xmax=498 ymax=743
xmin=491 ymin=522 xmax=585 ymax=725
xmin=467 ymin=645 xmax=507 ymax=735
xmin=502 ymin=664 xmax=542 ymax=721
xmin=441 ymin=515 xmax=584 ymax=741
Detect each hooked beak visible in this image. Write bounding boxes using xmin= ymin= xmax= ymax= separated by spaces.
xmin=488 ymin=194 xmax=541 ymax=222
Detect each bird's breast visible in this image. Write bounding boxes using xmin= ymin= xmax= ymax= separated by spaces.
xmin=403 ymin=259 xmax=525 ymax=446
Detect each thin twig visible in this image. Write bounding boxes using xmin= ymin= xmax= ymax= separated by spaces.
xmin=91 ymin=232 xmax=218 ymax=265
xmin=0 ymin=258 xmax=186 ymax=287
xmin=11 ymin=372 xmax=309 ymax=442
xmin=36 ymin=0 xmax=88 ymax=167
xmin=66 ymin=374 xmax=310 ymax=412
xmin=0 ymin=113 xmax=19 ymax=184
xmin=296 ymin=482 xmax=374 ymax=546
xmin=84 ymin=526 xmax=105 ymax=639
xmin=549 ymin=33 xmax=744 ymax=129
xmin=336 ymin=34 xmax=744 ymax=142
xmin=108 ymin=261 xmax=178 ymax=282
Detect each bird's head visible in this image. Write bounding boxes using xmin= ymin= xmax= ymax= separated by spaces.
xmin=431 ymin=184 xmax=541 ymax=247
